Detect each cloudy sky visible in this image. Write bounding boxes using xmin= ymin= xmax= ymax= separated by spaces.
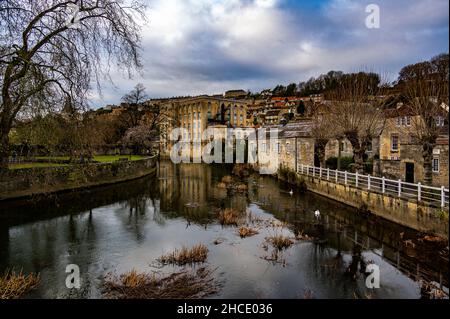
xmin=89 ymin=0 xmax=449 ymax=108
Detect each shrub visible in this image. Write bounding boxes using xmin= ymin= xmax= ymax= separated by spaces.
xmin=326 ymin=156 xmax=354 ymax=170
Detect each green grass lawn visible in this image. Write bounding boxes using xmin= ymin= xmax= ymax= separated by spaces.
xmin=93 ymin=155 xmax=145 ymax=163
xmin=9 ymin=155 xmax=146 ymax=170
xmin=34 ymin=155 xmax=146 ymax=163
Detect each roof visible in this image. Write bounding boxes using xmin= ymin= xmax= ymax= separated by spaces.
xmin=279 ymin=121 xmax=314 ymax=138
xmin=271 ymin=97 xmax=300 ymax=102
xmin=265 ymin=110 xmax=281 ymax=117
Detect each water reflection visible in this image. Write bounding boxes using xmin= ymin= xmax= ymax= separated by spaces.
xmin=0 ymin=160 xmax=448 ymax=299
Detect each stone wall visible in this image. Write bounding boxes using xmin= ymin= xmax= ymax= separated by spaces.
xmin=300 ymin=173 xmax=448 ymax=238
xmin=0 ymin=156 xmax=158 ymax=201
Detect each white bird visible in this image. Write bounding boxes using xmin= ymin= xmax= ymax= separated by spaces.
xmin=314 ymin=210 xmax=321 ymax=219
xmin=289 ymin=189 xmax=293 ymax=196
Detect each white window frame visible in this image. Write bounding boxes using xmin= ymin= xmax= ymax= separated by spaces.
xmin=432 ymin=158 xmax=440 ymax=173
xmin=391 ymin=135 xmax=399 ymax=152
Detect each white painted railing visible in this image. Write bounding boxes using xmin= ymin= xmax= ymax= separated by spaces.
xmin=298 ymin=164 xmax=449 ymax=208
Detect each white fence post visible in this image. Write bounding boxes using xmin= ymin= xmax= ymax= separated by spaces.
xmin=344 ymin=171 xmax=348 ymax=185
xmin=382 ymin=177 xmax=385 ymax=193
xmin=307 ymin=165 xmax=309 ymax=176
xmin=319 ymin=167 xmax=322 ymax=179
xmin=327 ymin=168 xmax=330 ymax=181
xmin=398 ymin=180 xmax=401 ymax=198
xmin=368 ymin=175 xmax=371 ymax=190
xmin=417 ymin=183 xmax=421 ymax=202
xmin=355 ymin=172 xmax=358 ymax=188
xmin=442 ymin=186 xmax=445 ymax=208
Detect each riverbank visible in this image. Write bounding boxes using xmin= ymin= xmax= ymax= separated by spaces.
xmin=0 ymin=155 xmax=157 ymax=201
xmin=275 ymin=168 xmax=449 ymax=239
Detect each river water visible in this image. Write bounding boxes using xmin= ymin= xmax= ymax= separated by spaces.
xmin=0 ymin=161 xmax=448 ymax=299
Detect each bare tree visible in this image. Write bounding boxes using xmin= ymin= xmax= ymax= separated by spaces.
xmin=119 ymin=83 xmax=148 ymax=128
xmin=328 ymin=72 xmax=386 ymax=173
xmin=311 ymin=104 xmax=334 ymax=168
xmin=121 ymin=83 xmax=148 ymax=106
xmin=0 ymin=0 xmax=147 ymax=170
xmin=402 ymin=54 xmax=449 ymax=185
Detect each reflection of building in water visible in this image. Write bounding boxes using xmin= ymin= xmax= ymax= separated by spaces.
xmin=158 ymin=162 xmax=214 ymax=223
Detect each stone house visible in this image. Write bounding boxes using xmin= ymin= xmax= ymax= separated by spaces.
xmin=378 ymin=103 xmax=449 ymax=187
xmin=277 ymin=122 xmax=315 ymax=172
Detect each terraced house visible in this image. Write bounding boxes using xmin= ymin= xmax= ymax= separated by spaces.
xmin=379 ymin=103 xmax=449 ymax=187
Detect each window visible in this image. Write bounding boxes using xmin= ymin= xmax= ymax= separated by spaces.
xmin=433 ymin=158 xmax=440 ymax=172
xmin=286 ymin=142 xmax=291 ymax=155
xmin=391 ymin=135 xmax=399 ymax=152
xmin=401 ymin=116 xmax=406 ymax=126
xmin=436 ymin=116 xmax=445 ymax=127
xmin=396 ymin=117 xmax=401 ymax=126
xmin=406 ymin=116 xmax=411 ymax=126
xmin=276 ymin=143 xmax=281 ymax=154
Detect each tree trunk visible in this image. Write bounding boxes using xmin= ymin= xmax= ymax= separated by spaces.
xmin=422 ymin=142 xmax=434 ymax=186
xmin=345 ymin=132 xmax=364 ymax=173
xmin=316 ymin=139 xmax=328 ymax=168
xmin=0 ymin=129 xmax=10 ymax=172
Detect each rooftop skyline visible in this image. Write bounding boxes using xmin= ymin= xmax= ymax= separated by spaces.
xmin=89 ymin=0 xmax=449 ymax=108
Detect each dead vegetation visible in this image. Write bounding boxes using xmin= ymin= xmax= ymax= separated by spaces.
xmin=157 ymin=244 xmax=208 ymax=266
xmin=103 ymin=267 xmax=220 ymax=299
xmin=261 ymin=249 xmax=287 ymax=266
xmin=218 ymin=208 xmax=241 ymax=226
xmin=266 ymin=234 xmax=294 ymax=251
xmin=235 ymin=184 xmax=248 ymax=193
xmin=237 ymin=226 xmax=259 ymax=238
xmin=217 ymin=182 xmax=227 ymax=189
xmin=221 ymin=175 xmax=233 ymax=184
xmin=0 ymin=270 xmax=40 ymax=299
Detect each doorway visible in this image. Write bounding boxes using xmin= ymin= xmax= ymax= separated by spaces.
xmin=405 ymin=162 xmax=414 ymax=183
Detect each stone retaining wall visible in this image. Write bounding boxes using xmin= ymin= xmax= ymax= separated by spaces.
xmin=299 ymin=174 xmax=449 ymax=238
xmin=0 ymin=156 xmax=157 ymax=201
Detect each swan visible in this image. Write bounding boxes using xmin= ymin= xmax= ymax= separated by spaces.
xmin=289 ymin=189 xmax=293 ymax=196
xmin=314 ymin=210 xmax=320 ymax=219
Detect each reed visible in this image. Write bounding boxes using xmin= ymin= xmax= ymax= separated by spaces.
xmin=157 ymin=244 xmax=208 ymax=266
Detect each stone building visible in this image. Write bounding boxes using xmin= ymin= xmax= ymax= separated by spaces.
xmin=277 ymin=122 xmax=315 ymax=172
xmin=378 ymin=103 xmax=449 ymax=187
xmin=159 ymin=96 xmax=249 ymax=157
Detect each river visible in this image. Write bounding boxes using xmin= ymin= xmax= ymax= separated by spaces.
xmin=0 ymin=160 xmax=448 ymax=299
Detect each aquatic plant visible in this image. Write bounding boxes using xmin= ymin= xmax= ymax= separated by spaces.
xmin=266 ymin=234 xmax=294 ymax=251
xmin=236 ymin=184 xmax=248 ymax=192
xmin=221 ymin=175 xmax=233 ymax=184
xmin=237 ymin=226 xmax=259 ymax=238
xmin=103 ymin=267 xmax=220 ymax=299
xmin=218 ymin=208 xmax=240 ymax=226
xmin=0 ymin=270 xmax=40 ymax=299
xmin=157 ymin=244 xmax=209 ymax=266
